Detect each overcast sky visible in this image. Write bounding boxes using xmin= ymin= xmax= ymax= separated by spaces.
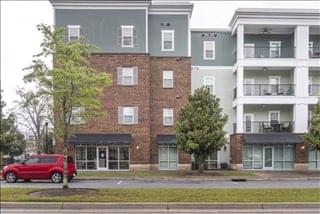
xmin=1 ymin=1 xmax=320 ymax=113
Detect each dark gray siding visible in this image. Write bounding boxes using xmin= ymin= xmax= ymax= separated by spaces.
xmin=55 ymin=9 xmax=146 ymax=53
xmin=191 ymin=31 xmax=236 ymax=66
xmin=148 ymin=15 xmax=188 ymax=57
xmin=244 ymin=34 xmax=294 ymax=58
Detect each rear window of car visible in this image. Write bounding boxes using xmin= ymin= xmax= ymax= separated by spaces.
xmin=40 ymin=156 xmax=58 ymax=163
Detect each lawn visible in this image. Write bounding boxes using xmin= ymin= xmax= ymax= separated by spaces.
xmin=77 ymin=170 xmax=256 ymax=177
xmin=1 ymin=188 xmax=319 ymax=202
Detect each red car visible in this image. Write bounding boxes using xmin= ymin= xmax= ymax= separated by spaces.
xmin=2 ymin=154 xmax=76 ymax=183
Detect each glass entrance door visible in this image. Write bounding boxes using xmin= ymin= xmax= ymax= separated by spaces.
xmin=264 ymin=147 xmax=273 ymax=169
xmin=98 ymin=147 xmax=107 ymax=170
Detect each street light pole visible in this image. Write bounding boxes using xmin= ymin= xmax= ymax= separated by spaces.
xmin=45 ymin=122 xmax=48 ymax=154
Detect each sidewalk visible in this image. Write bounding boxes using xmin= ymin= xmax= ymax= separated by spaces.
xmin=1 ymin=202 xmax=320 ymax=210
xmin=75 ymin=171 xmax=320 ymax=181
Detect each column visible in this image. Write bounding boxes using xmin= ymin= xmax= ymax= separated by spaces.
xmin=237 ymin=66 xmax=244 ymax=98
xmin=294 ymin=25 xmax=309 ymax=59
xmin=294 ymin=66 xmax=309 ymax=97
xmin=294 ymin=104 xmax=309 ymax=133
xmin=237 ymin=24 xmax=244 ymax=60
xmin=236 ymin=104 xmax=244 ymax=133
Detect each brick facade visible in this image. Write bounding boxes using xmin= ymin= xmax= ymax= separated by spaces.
xmin=55 ymin=54 xmax=192 ymax=170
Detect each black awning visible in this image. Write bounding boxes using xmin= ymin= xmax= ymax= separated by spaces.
xmin=156 ymin=134 xmax=176 ymax=144
xmin=243 ymin=134 xmax=303 ymax=144
xmin=69 ymin=133 xmax=131 ymax=145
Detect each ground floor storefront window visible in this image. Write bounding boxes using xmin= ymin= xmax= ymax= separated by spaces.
xmin=242 ymin=144 xmax=294 ymax=170
xmin=309 ymin=149 xmax=320 ymax=170
xmin=75 ymin=145 xmax=129 ymax=171
xmin=159 ymin=145 xmax=177 ymax=170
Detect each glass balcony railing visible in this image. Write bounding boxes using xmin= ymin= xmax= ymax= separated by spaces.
xmin=243 ymin=46 xmax=295 ymax=58
xmin=309 ymin=84 xmax=320 ymax=96
xmin=309 ymin=47 xmax=320 ymax=58
xmin=233 ymin=121 xmax=294 ymax=133
xmin=243 ymin=84 xmax=295 ymax=96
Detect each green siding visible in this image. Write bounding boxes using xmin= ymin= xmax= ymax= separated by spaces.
xmin=191 ymin=31 xmax=236 ymax=66
xmin=55 ymin=9 xmax=146 ymax=53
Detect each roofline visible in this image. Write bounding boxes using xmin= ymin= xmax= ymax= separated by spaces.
xmin=191 ymin=28 xmax=231 ymax=33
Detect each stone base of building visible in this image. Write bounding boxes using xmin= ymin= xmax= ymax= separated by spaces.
xmin=230 ymin=164 xmax=243 ymax=170
xmin=294 ymin=163 xmax=309 ymax=171
xmin=130 ymin=164 xmax=151 ymax=171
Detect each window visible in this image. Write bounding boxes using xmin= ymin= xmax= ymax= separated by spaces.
xmin=163 ymin=108 xmax=173 ymax=126
xmin=68 ymin=25 xmax=80 ymax=41
xmin=39 ymin=156 xmax=58 ymax=164
xmin=203 ymin=41 xmax=215 ymax=60
xmin=162 ymin=30 xmax=174 ymax=51
xmin=121 ymin=26 xmax=134 ymax=47
xmin=70 ymin=107 xmax=85 ymax=125
xmin=203 ymin=76 xmax=215 ymax=94
xmin=269 ymin=41 xmax=281 ymax=58
xmin=159 ymin=145 xmax=177 ymax=170
xmin=163 ymin=71 xmax=173 ymax=88
xmin=117 ymin=67 xmax=138 ymax=86
xmin=118 ymin=106 xmax=138 ymax=125
xmin=24 ymin=157 xmax=40 ymax=164
xmin=309 ymin=149 xmax=320 ymax=170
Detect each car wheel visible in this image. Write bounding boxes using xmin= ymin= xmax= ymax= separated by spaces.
xmin=5 ymin=171 xmax=17 ymax=183
xmin=51 ymin=172 xmax=62 ymax=183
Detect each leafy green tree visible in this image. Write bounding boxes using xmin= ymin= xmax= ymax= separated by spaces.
xmin=304 ymin=100 xmax=320 ymax=151
xmin=176 ymin=87 xmax=228 ymax=172
xmin=24 ymin=24 xmax=111 ymax=189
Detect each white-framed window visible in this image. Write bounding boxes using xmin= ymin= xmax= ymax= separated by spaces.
xmin=163 ymin=108 xmax=174 ymax=126
xmin=70 ymin=107 xmax=85 ymax=125
xmin=163 ymin=70 xmax=173 ymax=88
xmin=203 ymin=41 xmax=215 ymax=60
xmin=159 ymin=145 xmax=177 ymax=170
xmin=269 ymin=41 xmax=281 ymax=58
xmin=117 ymin=67 xmax=138 ymax=86
xmin=161 ymin=30 xmax=174 ymax=51
xmin=121 ymin=25 xmax=134 ymax=47
xmin=118 ymin=106 xmax=138 ymax=125
xmin=203 ymin=76 xmax=215 ymax=94
xmin=68 ymin=25 xmax=80 ymax=41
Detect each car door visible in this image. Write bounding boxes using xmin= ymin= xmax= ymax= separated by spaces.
xmin=38 ymin=156 xmax=58 ymax=179
xmin=18 ymin=156 xmax=40 ymax=179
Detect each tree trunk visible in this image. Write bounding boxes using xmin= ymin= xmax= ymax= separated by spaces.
xmin=62 ymin=134 xmax=68 ymax=189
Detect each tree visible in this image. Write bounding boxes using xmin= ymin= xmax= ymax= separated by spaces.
xmin=304 ymin=100 xmax=320 ymax=151
xmin=176 ymin=87 xmax=228 ymax=172
xmin=24 ymin=24 xmax=111 ymax=189
xmin=0 ymin=113 xmax=26 ymax=161
xmin=13 ymin=88 xmax=51 ymax=154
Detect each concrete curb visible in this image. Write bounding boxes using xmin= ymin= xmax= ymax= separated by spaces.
xmin=75 ymin=176 xmax=320 ymax=182
xmin=1 ymin=202 xmax=320 ymax=210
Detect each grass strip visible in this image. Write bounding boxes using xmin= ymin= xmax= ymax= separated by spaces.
xmin=1 ymin=188 xmax=319 ymax=202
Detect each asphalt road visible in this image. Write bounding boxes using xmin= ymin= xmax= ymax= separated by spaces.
xmin=1 ymin=209 xmax=318 ymax=214
xmin=1 ymin=179 xmax=320 ymax=189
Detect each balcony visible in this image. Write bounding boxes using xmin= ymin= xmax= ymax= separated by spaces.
xmin=243 ymin=84 xmax=295 ymax=96
xmin=244 ymin=46 xmax=295 ymax=58
xmin=309 ymin=84 xmax=320 ymax=96
xmin=234 ymin=121 xmax=294 ymax=133
xmin=309 ymin=47 xmax=320 ymax=58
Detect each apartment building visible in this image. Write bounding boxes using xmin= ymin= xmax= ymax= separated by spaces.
xmin=51 ymin=0 xmax=320 ymax=171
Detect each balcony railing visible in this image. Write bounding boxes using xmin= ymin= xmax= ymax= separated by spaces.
xmin=309 ymin=84 xmax=320 ymax=96
xmin=309 ymin=47 xmax=320 ymax=58
xmin=243 ymin=84 xmax=295 ymax=96
xmin=244 ymin=46 xmax=295 ymax=58
xmin=234 ymin=121 xmax=294 ymax=133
